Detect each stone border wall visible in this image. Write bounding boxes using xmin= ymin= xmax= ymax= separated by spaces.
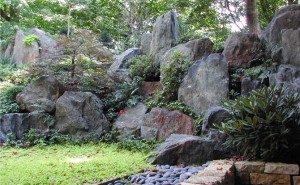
xmin=182 ymin=160 xmax=300 ymax=185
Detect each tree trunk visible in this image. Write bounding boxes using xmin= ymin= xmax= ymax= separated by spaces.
xmin=67 ymin=5 xmax=71 ymax=38
xmin=245 ymin=0 xmax=261 ymax=35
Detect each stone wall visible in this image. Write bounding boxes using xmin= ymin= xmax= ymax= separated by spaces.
xmin=182 ymin=160 xmax=300 ymax=185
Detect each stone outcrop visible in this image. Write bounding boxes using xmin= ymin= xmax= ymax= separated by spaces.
xmin=107 ymin=48 xmax=142 ymax=82
xmin=141 ymin=107 xmax=195 ymax=141
xmin=152 ymin=134 xmax=215 ymax=165
xmin=28 ymin=28 xmax=63 ymax=60
xmin=223 ymin=33 xmax=264 ymax=69
xmin=150 ymin=11 xmax=178 ymax=61
xmin=0 ymin=112 xmax=54 ymax=143
xmin=16 ymin=76 xmax=61 ymax=113
xmin=112 ymin=103 xmax=147 ymax=137
xmin=202 ymin=106 xmax=231 ymax=135
xmin=178 ymin=53 xmax=229 ymax=114
xmin=282 ymin=28 xmax=300 ymax=66
xmin=264 ymin=163 xmax=299 ymax=175
xmin=261 ymin=5 xmax=300 ymax=63
xmin=4 ymin=43 xmax=13 ymax=58
xmin=241 ymin=77 xmax=262 ymax=97
xmin=269 ymin=64 xmax=300 ymax=93
xmin=140 ymin=32 xmax=152 ymax=54
xmin=55 ymin=91 xmax=108 ymax=137
xmin=160 ymin=38 xmax=214 ymax=79
xmin=12 ymin=30 xmax=39 ymax=66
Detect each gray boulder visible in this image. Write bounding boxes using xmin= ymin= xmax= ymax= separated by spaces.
xmin=140 ymin=32 xmax=152 ymax=54
xmin=178 ymin=54 xmax=229 ymax=114
xmin=55 ymin=91 xmax=109 ymax=137
xmin=223 ymin=33 xmax=264 ymax=70
xmin=150 ymin=11 xmax=178 ymax=61
xmin=261 ymin=5 xmax=300 ymax=63
xmin=160 ymin=38 xmax=214 ymax=78
xmin=152 ymin=134 xmax=215 ymax=165
xmin=112 ymin=103 xmax=147 ymax=137
xmin=282 ymin=28 xmax=300 ymax=66
xmin=0 ymin=112 xmax=54 ymax=143
xmin=12 ymin=30 xmax=39 ymax=66
xmin=202 ymin=106 xmax=231 ymax=135
xmin=269 ymin=64 xmax=300 ymax=93
xmin=16 ymin=76 xmax=61 ymax=113
xmin=28 ymin=28 xmax=63 ymax=60
xmin=107 ymin=48 xmax=142 ymax=82
xmin=141 ymin=107 xmax=195 ymax=141
xmin=4 ymin=43 xmax=13 ymax=58
xmin=241 ymin=77 xmax=262 ymax=97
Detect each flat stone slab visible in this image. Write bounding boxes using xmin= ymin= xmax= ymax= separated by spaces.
xmin=250 ymin=173 xmax=290 ymax=185
xmin=184 ymin=160 xmax=235 ymax=185
xmin=264 ymin=162 xmax=299 ymax=175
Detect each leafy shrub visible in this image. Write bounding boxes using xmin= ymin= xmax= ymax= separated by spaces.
xmin=215 ymin=86 xmax=300 ymax=162
xmin=127 ymin=54 xmax=160 ymax=81
xmin=23 ymin=34 xmax=39 ymax=46
xmin=117 ymin=135 xmax=158 ymax=153
xmin=4 ymin=129 xmax=72 ymax=148
xmin=0 ymin=85 xmax=24 ymax=115
xmin=158 ymin=51 xmax=192 ymax=102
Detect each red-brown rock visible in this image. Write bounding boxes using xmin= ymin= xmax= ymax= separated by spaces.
xmin=223 ymin=33 xmax=264 ymax=69
xmin=141 ymin=107 xmax=194 ymax=141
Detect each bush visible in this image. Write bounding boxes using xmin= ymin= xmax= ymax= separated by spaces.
xmin=215 ymin=86 xmax=300 ymax=162
xmin=158 ymin=50 xmax=192 ymax=102
xmin=0 ymin=85 xmax=24 ymax=115
xmin=116 ymin=135 xmax=158 ymax=153
xmin=23 ymin=34 xmax=39 ymax=46
xmin=127 ymin=54 xmax=160 ymax=81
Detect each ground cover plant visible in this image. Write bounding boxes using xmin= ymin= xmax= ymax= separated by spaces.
xmin=0 ymin=143 xmax=153 ymax=184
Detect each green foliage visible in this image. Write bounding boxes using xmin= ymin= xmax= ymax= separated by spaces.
xmin=127 ymin=54 xmax=160 ymax=81
xmin=0 ymin=84 xmax=23 ymax=115
xmin=159 ymin=51 xmax=192 ymax=102
xmin=22 ymin=34 xmax=39 ymax=45
xmin=117 ymin=135 xmax=158 ymax=153
xmin=215 ymin=86 xmax=300 ymax=162
xmin=102 ymin=79 xmax=142 ymax=122
xmin=0 ymin=143 xmax=152 ymax=184
xmin=4 ymin=129 xmax=72 ymax=148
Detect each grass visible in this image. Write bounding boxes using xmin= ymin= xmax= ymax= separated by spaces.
xmin=0 ymin=143 xmax=153 ymax=184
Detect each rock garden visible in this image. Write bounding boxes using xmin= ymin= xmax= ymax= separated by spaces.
xmin=1 ymin=1 xmax=300 ymax=185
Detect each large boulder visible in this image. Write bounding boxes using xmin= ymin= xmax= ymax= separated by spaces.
xmin=223 ymin=33 xmax=264 ymax=70
xmin=140 ymin=32 xmax=152 ymax=54
xmin=112 ymin=103 xmax=147 ymax=137
xmin=55 ymin=91 xmax=109 ymax=137
xmin=12 ymin=30 xmax=39 ymax=66
xmin=160 ymin=38 xmax=214 ymax=78
xmin=150 ymin=11 xmax=179 ymax=61
xmin=261 ymin=5 xmax=300 ymax=63
xmin=0 ymin=112 xmax=54 ymax=143
xmin=28 ymin=28 xmax=63 ymax=60
xmin=201 ymin=106 xmax=231 ymax=135
xmin=152 ymin=134 xmax=215 ymax=165
xmin=282 ymin=28 xmax=300 ymax=66
xmin=178 ymin=54 xmax=229 ymax=114
xmin=16 ymin=76 xmax=61 ymax=113
xmin=269 ymin=64 xmax=300 ymax=93
xmin=4 ymin=43 xmax=13 ymax=58
xmin=141 ymin=107 xmax=195 ymax=141
xmin=107 ymin=48 xmax=142 ymax=82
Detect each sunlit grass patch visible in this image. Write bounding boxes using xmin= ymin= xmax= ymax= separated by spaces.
xmin=0 ymin=143 xmax=152 ymax=184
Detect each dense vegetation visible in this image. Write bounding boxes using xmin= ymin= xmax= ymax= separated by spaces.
xmin=1 ymin=1 xmax=300 ymax=183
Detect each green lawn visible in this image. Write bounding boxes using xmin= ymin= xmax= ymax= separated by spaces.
xmin=0 ymin=143 xmax=152 ymax=184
